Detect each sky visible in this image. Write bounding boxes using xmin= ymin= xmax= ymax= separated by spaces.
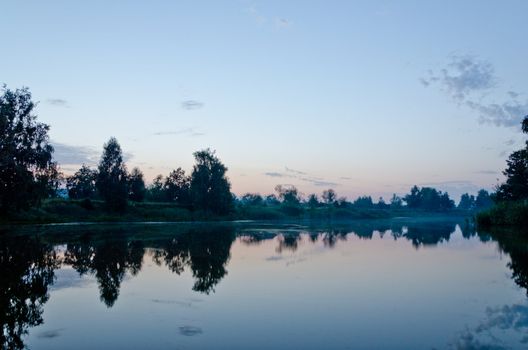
xmin=1 ymin=0 xmax=527 ymax=201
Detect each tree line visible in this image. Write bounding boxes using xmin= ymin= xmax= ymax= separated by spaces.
xmin=1 ymin=85 xmax=493 ymax=219
xmin=66 ymin=137 xmax=233 ymax=214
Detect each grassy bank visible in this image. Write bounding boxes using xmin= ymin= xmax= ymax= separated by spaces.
xmin=0 ymin=198 xmax=474 ymax=225
xmin=476 ymin=201 xmax=528 ymax=228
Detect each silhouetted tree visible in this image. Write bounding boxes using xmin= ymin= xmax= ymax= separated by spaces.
xmin=96 ymin=137 xmax=128 ymax=211
xmin=377 ymin=197 xmax=389 ymax=209
xmin=403 ymin=186 xmax=454 ymax=211
xmin=335 ymin=196 xmax=349 ymax=208
xmin=495 ymin=149 xmax=528 ymax=201
xmin=66 ymin=164 xmax=97 ymax=199
xmin=146 ymin=174 xmax=165 ymax=201
xmin=390 ymin=194 xmax=403 ymax=208
xmin=265 ymin=194 xmax=280 ymax=206
xmin=322 ymin=189 xmax=336 ymax=205
xmin=475 ymin=189 xmax=493 ymax=210
xmin=241 ymin=193 xmax=263 ymax=206
xmin=190 ymin=149 xmax=233 ymax=215
xmin=494 ymin=116 xmax=528 ymax=202
xmin=307 ymin=194 xmax=319 ymax=209
xmin=164 ymin=167 xmax=190 ymax=204
xmin=0 ymin=86 xmax=59 ymax=213
xmin=354 ymin=196 xmax=374 ymax=208
xmin=128 ymin=167 xmax=146 ymax=202
xmin=275 ymin=184 xmax=302 ymax=216
xmin=404 ymin=185 xmax=421 ymax=208
xmin=458 ymin=193 xmax=476 ymax=210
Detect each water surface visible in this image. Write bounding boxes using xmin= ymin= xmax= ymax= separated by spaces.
xmin=1 ymin=218 xmax=527 ymax=349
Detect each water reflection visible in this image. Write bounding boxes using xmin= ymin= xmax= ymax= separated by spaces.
xmin=151 ymin=226 xmax=235 ymax=294
xmin=1 ymin=220 xmax=528 ymax=349
xmin=64 ymin=237 xmax=145 ymax=307
xmin=0 ymin=235 xmax=59 ymax=350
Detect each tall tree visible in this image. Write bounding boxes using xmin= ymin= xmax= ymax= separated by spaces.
xmin=190 ymin=149 xmax=233 ymax=215
xmin=494 ymin=116 xmax=528 ymax=201
xmin=322 ymin=189 xmax=337 ymax=205
xmin=458 ymin=193 xmax=476 ymax=210
xmin=66 ymin=164 xmax=97 ymax=199
xmin=0 ymin=87 xmax=59 ymax=213
xmin=164 ymin=167 xmax=190 ymax=204
xmin=475 ymin=189 xmax=493 ymax=210
xmin=128 ymin=167 xmax=146 ymax=202
xmin=95 ymin=137 xmax=128 ymax=211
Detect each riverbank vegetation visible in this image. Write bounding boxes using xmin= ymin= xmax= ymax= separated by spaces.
xmin=1 ymin=86 xmax=492 ymax=224
xmin=476 ymin=116 xmax=528 ymax=228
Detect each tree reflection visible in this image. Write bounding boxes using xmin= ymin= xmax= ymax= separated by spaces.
xmin=64 ymin=236 xmax=144 ymax=307
xmin=483 ymin=229 xmax=528 ymax=295
xmin=152 ymin=226 xmax=235 ymax=294
xmin=0 ymin=234 xmax=59 ymax=349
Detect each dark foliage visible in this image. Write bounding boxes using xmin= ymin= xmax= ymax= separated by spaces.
xmin=66 ymin=164 xmax=97 ymax=199
xmin=190 ymin=149 xmax=233 ymax=215
xmin=96 ymin=137 xmax=128 ymax=211
xmin=0 ymin=86 xmax=59 ymax=213
xmin=128 ymin=167 xmax=146 ymax=202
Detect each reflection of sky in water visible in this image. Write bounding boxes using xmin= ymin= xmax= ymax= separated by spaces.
xmin=19 ymin=222 xmax=528 ymax=349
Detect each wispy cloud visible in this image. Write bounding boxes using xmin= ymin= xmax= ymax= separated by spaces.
xmin=421 ymin=55 xmax=495 ymax=101
xmin=474 ymin=170 xmax=497 ymax=175
xmin=264 ymin=172 xmax=285 ymax=177
xmin=264 ymin=168 xmax=340 ymax=187
xmin=285 ymin=166 xmax=306 ymax=175
xmin=246 ymin=3 xmax=291 ymax=30
xmin=47 ymin=98 xmax=69 ymax=107
xmin=181 ymin=100 xmax=204 ymax=110
xmin=275 ymin=17 xmax=291 ymax=29
xmin=154 ymin=128 xmax=204 ymax=137
xmin=422 ymin=55 xmax=528 ymax=128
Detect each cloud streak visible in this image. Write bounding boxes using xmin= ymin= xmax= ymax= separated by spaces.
xmin=46 ymin=98 xmax=69 ymax=107
xmin=154 ymin=128 xmax=204 ymax=137
xmin=264 ymin=168 xmax=340 ymax=187
xmin=181 ymin=100 xmax=204 ymax=110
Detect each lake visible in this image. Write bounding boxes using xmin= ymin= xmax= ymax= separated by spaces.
xmin=1 ymin=218 xmax=527 ymax=349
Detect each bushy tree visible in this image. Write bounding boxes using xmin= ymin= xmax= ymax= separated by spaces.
xmin=275 ymin=185 xmax=301 ymax=205
xmin=475 ymin=189 xmax=493 ymax=210
xmin=354 ymin=196 xmax=374 ymax=208
xmin=390 ymin=194 xmax=403 ymax=209
xmin=275 ymin=185 xmax=302 ymax=216
xmin=307 ymin=194 xmax=319 ymax=209
xmin=190 ymin=149 xmax=233 ymax=215
xmin=146 ymin=175 xmax=165 ymax=202
xmin=322 ymin=189 xmax=337 ymax=205
xmin=66 ymin=165 xmax=97 ymax=199
xmin=403 ymin=186 xmax=454 ymax=211
xmin=495 ymin=149 xmax=528 ymax=201
xmin=494 ymin=115 xmax=528 ymax=202
xmin=164 ymin=168 xmax=190 ymax=205
xmin=96 ymin=137 xmax=128 ymax=211
xmin=0 ymin=86 xmax=59 ymax=212
xmin=458 ymin=193 xmax=476 ymax=210
xmin=377 ymin=197 xmax=389 ymax=209
xmin=128 ymin=167 xmax=146 ymax=202
xmin=241 ymin=193 xmax=263 ymax=206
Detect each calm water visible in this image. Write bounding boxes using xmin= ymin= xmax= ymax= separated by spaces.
xmin=1 ymin=218 xmax=528 ymax=349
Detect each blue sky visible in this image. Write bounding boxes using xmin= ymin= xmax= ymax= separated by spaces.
xmin=1 ymin=0 xmax=527 ymax=201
